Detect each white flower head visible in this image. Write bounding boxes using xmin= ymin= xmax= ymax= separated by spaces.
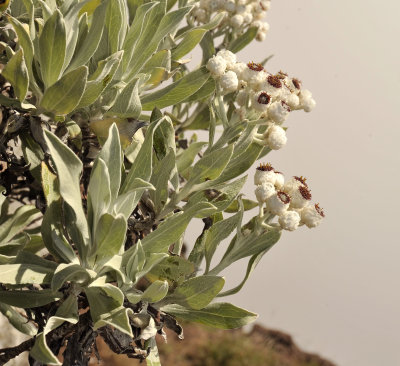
xmin=231 ymin=62 xmax=248 ymax=80
xmin=302 ymin=97 xmax=316 ymax=112
xmin=253 ymin=91 xmax=272 ymax=112
xmin=243 ymin=11 xmax=253 ymax=24
xmin=290 ymin=184 xmax=312 ymax=209
xmin=283 ymin=176 xmax=308 ymax=193
xmin=207 ymin=55 xmax=227 ymax=77
xmin=255 ymin=182 xmax=276 ymax=204
xmin=301 ymin=203 xmax=325 ymax=228
xmin=274 ymin=171 xmax=285 ymax=189
xmin=261 ymin=74 xmax=284 ymax=98
xmin=254 ymin=163 xmax=276 ymax=185
xmin=264 ymin=125 xmax=287 ymax=150
xmin=217 ymin=49 xmax=237 ymax=69
xmin=279 ymin=210 xmax=301 ymax=231
xmin=268 ymin=191 xmax=290 ymax=215
xmin=285 ymin=93 xmax=300 ymax=109
xmin=242 ymin=62 xmax=265 ymax=87
xmin=199 ymin=0 xmax=211 ymax=9
xmin=231 ymin=14 xmax=244 ymax=28
xmin=268 ymin=101 xmax=291 ymax=123
xmin=220 ymin=71 xmax=239 ymax=94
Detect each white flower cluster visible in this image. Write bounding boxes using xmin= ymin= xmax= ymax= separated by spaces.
xmin=191 ymin=0 xmax=271 ymax=41
xmin=254 ymin=163 xmax=325 ymax=231
xmin=207 ymin=51 xmax=316 ymax=151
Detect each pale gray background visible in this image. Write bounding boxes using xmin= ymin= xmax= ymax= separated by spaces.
xmin=191 ymin=1 xmax=400 ymax=366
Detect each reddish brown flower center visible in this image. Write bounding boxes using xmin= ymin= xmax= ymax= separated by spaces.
xmin=292 ymin=78 xmax=301 ymax=89
xmin=257 ymin=163 xmax=274 ymax=171
xmin=281 ymin=101 xmax=291 ymax=112
xmin=257 ymin=92 xmax=271 ymax=105
xmin=299 ymin=185 xmax=312 ymax=200
xmin=267 ymin=75 xmax=282 ymax=88
xmin=294 ymin=176 xmax=308 ymax=186
xmin=247 ymin=62 xmax=264 ymax=72
xmin=277 ymin=191 xmax=291 ymax=204
xmin=315 ymin=203 xmax=325 ymax=217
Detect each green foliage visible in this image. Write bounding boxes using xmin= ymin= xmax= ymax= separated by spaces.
xmin=0 ymin=1 xmax=297 ymax=364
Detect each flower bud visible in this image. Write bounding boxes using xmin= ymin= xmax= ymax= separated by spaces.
xmin=231 ymin=14 xmax=244 ymax=28
xmin=274 ymin=171 xmax=285 ymax=189
xmin=264 ymin=125 xmax=287 ymax=150
xmin=217 ymin=50 xmax=237 ymax=69
xmin=220 ymin=71 xmax=239 ymax=94
xmin=207 ymin=55 xmax=227 ymax=77
xmin=255 ymin=182 xmax=275 ymax=204
xmin=283 ymin=176 xmax=308 ymax=193
xmin=235 ymin=90 xmax=249 ymax=107
xmin=278 ymin=210 xmax=301 ymax=231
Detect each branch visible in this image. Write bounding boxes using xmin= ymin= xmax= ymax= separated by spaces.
xmin=0 ymin=338 xmax=35 ymax=366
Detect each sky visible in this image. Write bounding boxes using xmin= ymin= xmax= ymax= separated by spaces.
xmin=204 ymin=1 xmax=400 ymax=365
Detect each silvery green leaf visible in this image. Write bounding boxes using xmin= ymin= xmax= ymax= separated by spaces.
xmin=146 ymin=256 xmax=194 ymax=286
xmin=150 ymin=148 xmax=176 ymax=214
xmin=74 ymin=12 xmax=88 ymax=55
xmin=93 ymin=213 xmax=127 ymax=260
xmin=0 ymin=289 xmax=62 ymax=308
xmin=185 ymin=175 xmax=247 ymax=218
xmin=161 ymin=302 xmax=258 ymax=329
xmin=44 ymin=130 xmax=89 ymax=260
xmin=153 ymin=116 xmax=175 ymax=160
xmin=184 ymin=144 xmax=233 ymax=192
xmin=2 ymin=49 xmax=29 ymax=101
xmin=38 ymin=0 xmax=53 ymax=21
xmin=87 ymin=158 xmax=111 ymax=236
xmin=99 ymin=123 xmax=122 ymax=203
xmin=210 ymin=230 xmax=281 ymax=275
xmin=96 ymin=255 xmax=127 ymax=285
xmin=183 ymin=78 xmax=215 ymax=103
xmin=171 ymin=28 xmax=207 ymax=61
xmin=176 ymin=141 xmax=207 ymax=174
xmin=51 ymin=263 xmax=95 ymax=290
xmin=67 ymin=0 xmax=107 ymax=71
xmin=120 ymin=1 xmax=158 ymax=74
xmin=224 ymin=198 xmax=259 ymax=213
xmin=76 ymin=51 xmax=123 ymax=108
xmin=228 ymin=26 xmax=258 ymax=53
xmin=218 ymin=250 xmax=267 ymax=297
xmin=38 ymin=10 xmax=66 ymax=88
xmin=86 ymin=280 xmax=133 ymax=336
xmin=40 ymin=66 xmax=88 ymax=116
xmin=121 ymin=119 xmax=162 ymax=194
xmin=141 ymin=202 xmax=215 ymax=253
xmin=142 ymin=280 xmax=169 ymax=303
xmin=0 ymin=303 xmax=37 ymax=336
xmin=145 ymin=337 xmax=162 ymax=366
xmin=204 ymin=212 xmax=242 ymax=273
xmin=142 ymin=49 xmax=171 ymax=73
xmin=30 ymin=294 xmax=78 ymax=365
xmin=0 ymin=264 xmax=53 ymax=284
xmin=114 ymin=178 xmax=155 ymax=218
xmin=0 ymin=205 xmax=40 ymax=246
xmin=166 ymin=276 xmax=224 ymax=310
xmin=104 ymin=0 xmax=128 ymax=55
xmin=141 ymin=67 xmax=210 ymax=111
xmin=125 ymin=4 xmax=193 ymax=81
xmin=106 ymin=79 xmax=141 ymax=118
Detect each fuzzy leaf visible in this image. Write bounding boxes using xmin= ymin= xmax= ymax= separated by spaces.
xmin=2 ymin=49 xmax=29 ymax=100
xmin=107 ymin=79 xmax=141 ymax=118
xmin=0 ymin=264 xmax=54 ymax=285
xmin=142 ymin=280 xmax=169 ymax=303
xmin=161 ymin=302 xmax=258 ymax=329
xmin=40 ymin=66 xmax=88 ymax=116
xmin=0 ymin=289 xmax=62 ymax=308
xmin=38 ymin=10 xmax=66 ymax=88
xmin=0 ymin=303 xmax=37 ymax=336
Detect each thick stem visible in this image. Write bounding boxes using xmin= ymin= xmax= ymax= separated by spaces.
xmin=0 ymin=338 xmax=35 ymax=366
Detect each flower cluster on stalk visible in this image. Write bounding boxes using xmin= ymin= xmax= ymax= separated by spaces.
xmin=191 ymin=0 xmax=271 ymax=41
xmin=254 ymin=163 xmax=325 ymax=231
xmin=207 ymin=50 xmax=316 ymax=151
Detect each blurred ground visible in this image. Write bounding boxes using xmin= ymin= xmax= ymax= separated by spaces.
xmin=92 ymin=323 xmax=336 ymax=366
